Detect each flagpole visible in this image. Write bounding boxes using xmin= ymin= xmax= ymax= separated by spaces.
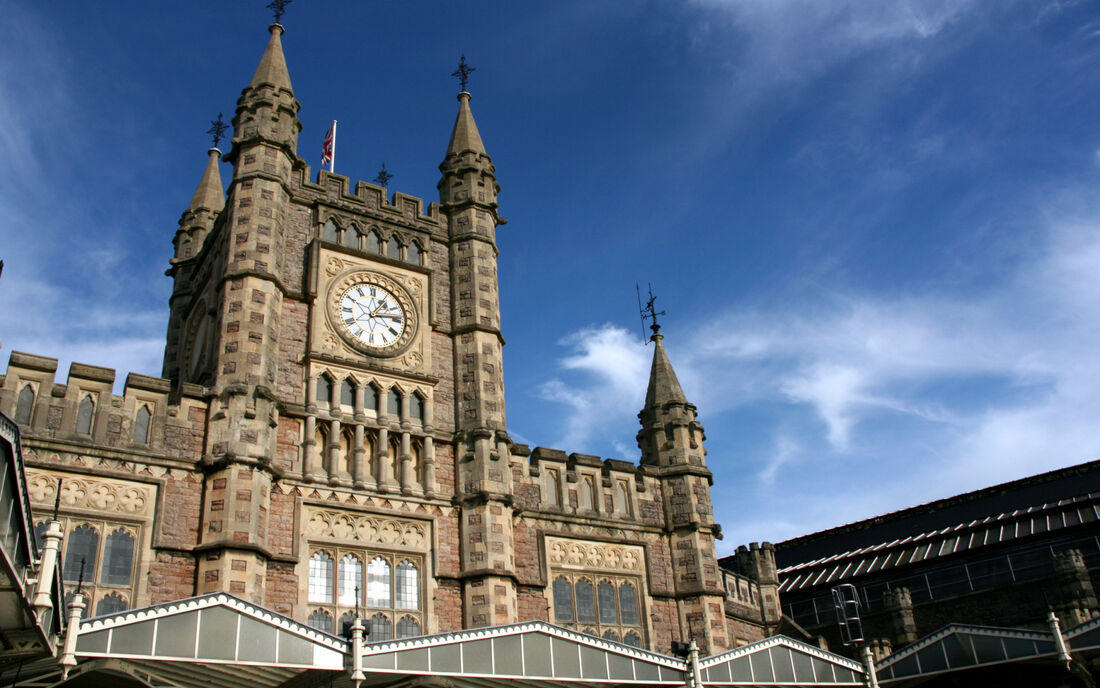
xmin=330 ymin=120 xmax=337 ymax=173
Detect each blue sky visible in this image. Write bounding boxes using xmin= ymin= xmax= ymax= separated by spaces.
xmin=2 ymin=0 xmax=1100 ymax=553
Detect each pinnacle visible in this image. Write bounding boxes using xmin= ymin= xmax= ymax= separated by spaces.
xmin=250 ymin=23 xmax=293 ymax=93
xmin=644 ymin=335 xmax=688 ymax=410
xmin=188 ymin=149 xmax=225 ymax=214
xmin=445 ymin=92 xmax=487 ymax=159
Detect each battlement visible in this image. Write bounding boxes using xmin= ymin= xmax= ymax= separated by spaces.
xmin=296 ymin=168 xmax=444 ymax=230
xmin=0 ymin=351 xmax=207 ymax=462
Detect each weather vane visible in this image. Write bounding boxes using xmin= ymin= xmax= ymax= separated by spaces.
xmin=636 ymin=283 xmax=666 ymax=342
xmin=451 ymin=54 xmax=475 ymax=92
xmin=207 ymin=113 xmax=227 ymax=149
xmin=373 ymin=162 xmax=393 ymax=187
xmin=267 ymin=0 xmax=291 ymax=24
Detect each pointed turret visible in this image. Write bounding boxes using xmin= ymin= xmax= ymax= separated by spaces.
xmin=438 ymin=90 xmax=500 ymax=210
xmin=172 ymin=147 xmax=225 ymax=263
xmin=226 ymin=23 xmax=301 ymax=161
xmin=446 ymin=92 xmax=487 ymax=158
xmin=189 ymin=148 xmax=226 ymax=216
xmin=637 ymin=332 xmax=706 ymax=468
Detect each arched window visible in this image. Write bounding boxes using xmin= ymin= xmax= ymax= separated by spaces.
xmin=602 ymin=629 xmax=620 ymax=642
xmin=64 ymin=525 xmax=99 ymax=581
xmin=314 ymin=424 xmax=328 ymax=461
xmin=322 ymin=219 xmax=339 ymax=242
xmin=385 ymin=238 xmax=402 ymax=260
xmin=386 ymin=389 xmax=401 ymax=417
xmin=367 ymin=557 xmax=391 ymax=607
xmin=308 ymin=551 xmax=334 ymax=603
xmin=579 ymin=476 xmax=595 ymax=511
xmin=308 ymin=609 xmax=333 ymax=633
xmin=342 ymin=224 xmax=359 ymax=248
xmin=543 ymin=469 xmax=561 ymax=506
xmin=615 ymin=481 xmax=631 ymax=515
xmin=96 ymin=592 xmax=127 ymax=616
xmin=409 ymin=394 xmax=424 ymax=422
xmin=619 ymin=582 xmax=639 ymax=625
xmin=365 ymin=230 xmax=381 ymax=253
xmin=624 ymin=631 xmax=642 ymax=648
xmin=367 ymin=385 xmax=380 ymax=413
xmin=369 ymin=613 xmax=392 ymax=641
xmin=338 ymin=554 xmax=362 ymax=606
xmin=14 ymin=384 xmax=34 ymax=425
xmin=552 ymin=576 xmax=574 ymax=622
xmin=574 ymin=579 xmax=596 ymax=624
xmin=340 ymin=379 xmax=355 ymax=407
xmin=101 ymin=529 xmax=134 ymax=585
xmin=76 ymin=394 xmax=95 ymax=435
xmin=339 ymin=429 xmax=353 ymax=476
xmin=316 ymin=376 xmax=333 ymax=405
xmin=407 ymin=242 xmax=422 ymax=265
xmin=388 ymin=435 xmax=401 ymax=481
xmin=597 ymin=580 xmax=618 ymax=624
xmin=395 ymin=560 xmax=419 ymax=609
xmin=133 ymin=405 xmax=152 ymax=444
xmin=396 ymin=615 xmax=421 ymax=639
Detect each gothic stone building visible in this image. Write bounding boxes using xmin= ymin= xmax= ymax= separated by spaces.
xmin=0 ymin=22 xmax=780 ymax=658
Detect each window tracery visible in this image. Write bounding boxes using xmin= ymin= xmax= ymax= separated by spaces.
xmin=551 ymin=571 xmax=644 ymax=646
xmin=42 ymin=517 xmax=139 ymax=619
xmin=307 ymin=547 xmax=424 ymax=640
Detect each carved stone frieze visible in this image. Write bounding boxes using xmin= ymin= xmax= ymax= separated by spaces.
xmin=305 ymin=506 xmax=429 ymax=550
xmin=546 ymin=536 xmax=644 ymax=573
xmin=26 ymin=468 xmax=157 ymax=518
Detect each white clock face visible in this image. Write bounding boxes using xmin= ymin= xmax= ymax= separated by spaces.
xmin=339 ymin=283 xmax=407 ymax=348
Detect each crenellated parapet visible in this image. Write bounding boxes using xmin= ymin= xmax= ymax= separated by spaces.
xmin=1 ymin=351 xmax=207 ymax=459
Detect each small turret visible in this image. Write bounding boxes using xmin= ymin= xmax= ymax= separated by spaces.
xmin=172 ymin=147 xmax=225 ymax=262
xmin=636 ymin=333 xmax=707 ymax=469
xmin=225 ymin=23 xmax=301 ymax=161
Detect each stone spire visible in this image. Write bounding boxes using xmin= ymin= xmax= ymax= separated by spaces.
xmin=637 ymin=333 xmax=704 ymax=468
xmin=445 ymin=92 xmax=487 ymax=159
xmin=250 ymin=23 xmax=293 ymax=94
xmin=188 ymin=148 xmax=225 ymax=218
xmin=644 ymin=334 xmax=688 ymax=409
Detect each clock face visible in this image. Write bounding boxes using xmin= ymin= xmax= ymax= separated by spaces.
xmin=339 ymin=282 xmax=407 ymax=348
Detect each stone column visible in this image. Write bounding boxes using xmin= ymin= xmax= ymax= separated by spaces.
xmin=883 ymin=587 xmax=917 ymax=647
xmin=327 ymin=419 xmax=340 ymax=484
xmin=400 ymin=431 xmax=413 ymax=494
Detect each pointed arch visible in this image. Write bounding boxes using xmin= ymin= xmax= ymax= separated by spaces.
xmin=76 ymin=394 xmax=96 ymax=435
xmin=385 ymin=236 xmax=402 ymax=260
xmin=367 ymin=383 xmax=381 ymax=414
xmin=341 ymin=223 xmax=359 ymax=248
xmin=96 ymin=592 xmax=127 ymax=617
xmin=552 ymin=576 xmax=574 ymax=622
xmin=579 ymin=476 xmax=595 ymax=511
xmin=395 ymin=559 xmax=419 ymax=610
xmin=575 ymin=578 xmax=596 ymax=623
xmin=322 ymin=219 xmax=339 ymax=242
xmin=396 ymin=615 xmax=421 ymax=638
xmin=339 ymin=377 xmax=355 ymax=407
xmin=367 ymin=556 xmax=391 ymax=608
xmin=544 ymin=468 xmax=561 ymax=507
xmin=308 ymin=609 xmax=333 ymax=633
xmin=385 ymin=388 xmax=401 ymax=417
xmin=619 ymin=581 xmax=639 ymax=625
xmin=597 ymin=579 xmax=618 ymax=624
xmin=316 ymin=375 xmax=333 ymax=405
xmin=133 ymin=404 xmax=152 ymax=444
xmin=14 ymin=384 xmax=34 ymax=425
xmin=615 ymin=480 xmax=631 ymax=516
xmin=338 ymin=554 xmax=362 ymax=606
xmin=309 ymin=551 xmax=334 ymax=603
xmin=369 ymin=612 xmax=392 ymax=641
xmin=407 ymin=241 xmax=423 ymax=265
xmin=101 ymin=528 xmax=135 ymax=585
xmin=409 ymin=392 xmax=424 ymax=422
xmin=64 ymin=524 xmax=99 ymax=581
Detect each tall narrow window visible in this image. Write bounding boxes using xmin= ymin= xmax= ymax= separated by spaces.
xmin=367 ymin=385 xmax=380 ymax=413
xmin=133 ymin=405 xmax=151 ymax=444
xmin=96 ymin=592 xmax=127 ymax=617
xmin=407 ymin=242 xmax=422 ymax=265
xmin=339 ymin=430 xmax=353 ymax=476
xmin=317 ymin=376 xmax=333 ymax=405
xmin=619 ymin=582 xmax=639 ymax=625
xmin=386 ymin=389 xmax=401 ymax=417
xmin=579 ymin=476 xmax=595 ymax=511
xmin=553 ymin=576 xmax=574 ymax=622
xmin=100 ymin=529 xmax=134 ymax=585
xmin=410 ymin=394 xmax=424 ymax=422
xmin=544 ymin=469 xmax=561 ymax=506
xmin=615 ymin=481 xmax=631 ymax=515
xmin=76 ymin=395 xmax=95 ymax=435
xmin=386 ymin=238 xmax=402 ymax=260
xmin=338 ymin=554 xmax=362 ymax=606
xmin=396 ymin=615 xmax=421 ymax=638
xmin=340 ymin=379 xmax=356 ymax=407
xmin=367 ymin=557 xmax=391 ymax=607
xmin=575 ymin=579 xmax=596 ymax=623
xmin=323 ymin=220 xmax=339 ymax=242
xmin=64 ymin=525 xmax=99 ymax=581
xmin=365 ymin=230 xmax=381 ymax=253
xmin=598 ymin=580 xmax=618 ymax=624
xmin=14 ymin=384 xmax=34 ymax=425
xmin=309 ymin=551 xmax=334 ymax=603
xmin=395 ymin=560 xmax=419 ymax=609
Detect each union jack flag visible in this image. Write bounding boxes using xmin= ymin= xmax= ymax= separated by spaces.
xmin=321 ymin=120 xmax=336 ymax=170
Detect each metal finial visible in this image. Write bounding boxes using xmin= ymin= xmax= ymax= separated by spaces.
xmin=373 ymin=162 xmax=393 ymax=187
xmin=207 ymin=113 xmax=227 ymax=149
xmin=76 ymin=557 xmax=86 ymax=594
xmin=355 ymin=585 xmax=361 ymax=619
xmin=451 ymin=54 xmax=476 ymax=92
xmin=636 ymin=283 xmax=666 ymax=342
xmin=267 ymin=0 xmax=291 ymax=24
xmin=52 ymin=478 xmax=63 ymax=520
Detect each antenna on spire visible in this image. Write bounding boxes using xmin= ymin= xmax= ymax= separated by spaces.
xmin=267 ymin=0 xmax=291 ymax=24
xmin=636 ymin=283 xmax=665 ymax=344
xmin=373 ymin=162 xmax=393 ymax=187
xmin=207 ymin=113 xmax=227 ymax=149
xmin=452 ymin=54 xmax=476 ymax=92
